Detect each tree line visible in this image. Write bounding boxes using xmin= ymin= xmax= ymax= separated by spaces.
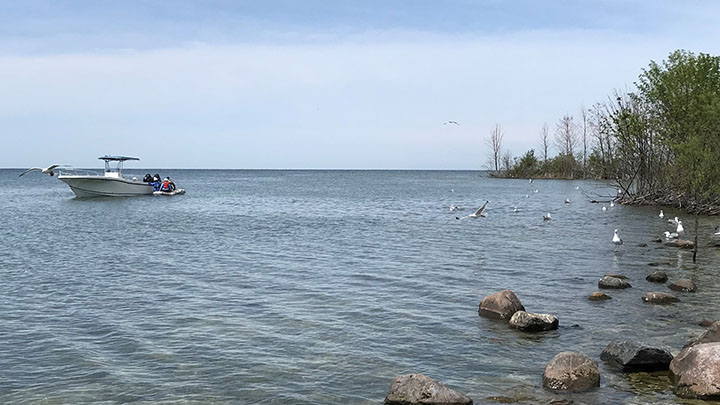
xmin=488 ymin=49 xmax=720 ymax=215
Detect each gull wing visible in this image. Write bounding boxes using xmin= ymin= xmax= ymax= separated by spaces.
xmin=19 ymin=167 xmax=42 ymax=177
xmin=46 ymin=164 xmax=62 ymax=171
xmin=474 ymin=201 xmax=489 ymax=216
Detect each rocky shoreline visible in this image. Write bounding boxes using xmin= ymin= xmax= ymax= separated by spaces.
xmin=381 ymin=239 xmax=720 ymax=404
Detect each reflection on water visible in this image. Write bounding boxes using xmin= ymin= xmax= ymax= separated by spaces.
xmin=1 ymin=170 xmax=719 ymax=404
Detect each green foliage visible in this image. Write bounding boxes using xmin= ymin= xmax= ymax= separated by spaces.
xmin=505 ymin=149 xmax=539 ymax=178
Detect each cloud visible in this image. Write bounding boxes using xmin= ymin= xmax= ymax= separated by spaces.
xmin=1 ymin=25 xmax=719 ymax=168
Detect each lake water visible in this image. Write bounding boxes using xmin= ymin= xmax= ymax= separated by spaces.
xmin=2 ymin=169 xmax=719 ymax=404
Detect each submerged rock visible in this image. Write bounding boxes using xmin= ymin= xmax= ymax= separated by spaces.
xmin=509 ymin=310 xmax=558 ymax=332
xmin=637 ymin=243 xmax=648 ymax=247
xmin=645 ymin=271 xmax=668 ymax=283
xmin=384 ymin=374 xmax=473 ymax=405
xmin=663 ymin=239 xmax=695 ymax=249
xmin=542 ymin=351 xmax=600 ymax=392
xmin=669 ymin=342 xmax=720 ymax=399
xmin=600 ymin=340 xmax=673 ymax=372
xmin=598 ymin=276 xmax=631 ymax=289
xmin=478 ymin=290 xmax=525 ymax=320
xmin=642 ymin=292 xmax=679 ymax=304
xmin=684 ymin=321 xmax=720 ymax=349
xmin=588 ymin=292 xmax=612 ymax=301
xmin=651 ymin=238 xmax=663 ymax=243
xmin=668 ymin=279 xmax=697 ymax=292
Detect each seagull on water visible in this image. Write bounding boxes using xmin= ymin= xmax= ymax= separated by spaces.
xmin=575 ymin=186 xmax=580 ymax=190
xmin=529 ymin=178 xmax=533 ymax=184
xmin=612 ymin=229 xmax=623 ymax=251
xmin=525 ymin=194 xmax=529 ymax=198
xmin=565 ymin=198 xmax=571 ymax=204
xmin=659 ymin=210 xmax=664 ymax=219
xmin=714 ymin=226 xmax=720 ymax=236
xmin=602 ymin=206 xmax=607 ymax=212
xmin=449 ymin=204 xmax=458 ymax=212
xmin=543 ymin=213 xmax=552 ymax=221
xmin=664 ymin=231 xmax=679 ymax=240
xmin=676 ymin=220 xmax=685 ymax=236
xmin=533 ymin=189 xmax=539 ymax=193
xmin=19 ymin=164 xmax=64 ymax=177
xmin=610 ymin=201 xmax=615 ymax=207
xmin=512 ymin=206 xmax=519 ymax=213
xmin=456 ymin=201 xmax=488 ymax=220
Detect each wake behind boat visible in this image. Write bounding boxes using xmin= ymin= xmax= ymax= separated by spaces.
xmin=19 ymin=155 xmax=184 ymax=198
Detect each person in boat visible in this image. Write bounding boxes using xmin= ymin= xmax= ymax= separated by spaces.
xmin=143 ymin=173 xmax=153 ymax=182
xmin=160 ymin=177 xmax=176 ymax=192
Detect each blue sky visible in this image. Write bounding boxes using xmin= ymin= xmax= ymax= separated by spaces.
xmin=2 ymin=1 xmax=720 ymax=169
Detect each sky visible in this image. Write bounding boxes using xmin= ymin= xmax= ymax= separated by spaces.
xmin=2 ymin=1 xmax=720 ymax=169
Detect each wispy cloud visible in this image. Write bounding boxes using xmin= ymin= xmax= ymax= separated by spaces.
xmin=2 ymin=1 xmax=720 ymax=168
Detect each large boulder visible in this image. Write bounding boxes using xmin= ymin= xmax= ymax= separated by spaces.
xmin=668 ymin=278 xmax=697 ymax=292
xmin=645 ymin=271 xmax=668 ymax=283
xmin=684 ymin=321 xmax=720 ymax=349
xmin=663 ymin=239 xmax=695 ymax=249
xmin=384 ymin=374 xmax=473 ymax=405
xmin=669 ymin=342 xmax=720 ymax=399
xmin=604 ymin=273 xmax=627 ymax=279
xmin=642 ymin=292 xmax=680 ymax=305
xmin=542 ymin=351 xmax=600 ymax=392
xmin=478 ymin=290 xmax=525 ymax=320
xmin=588 ymin=292 xmax=612 ymax=301
xmin=600 ymin=340 xmax=673 ymax=372
xmin=598 ymin=276 xmax=631 ymax=289
xmin=509 ymin=311 xmax=558 ymax=332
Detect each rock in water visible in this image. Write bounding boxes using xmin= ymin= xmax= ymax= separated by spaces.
xmin=669 ymin=342 xmax=720 ymax=399
xmin=600 ymin=340 xmax=673 ymax=372
xmin=598 ymin=276 xmax=631 ymax=289
xmin=642 ymin=292 xmax=680 ymax=305
xmin=384 ymin=374 xmax=473 ymax=405
xmin=478 ymin=290 xmax=525 ymax=320
xmin=509 ymin=311 xmax=559 ymax=332
xmin=699 ymin=320 xmax=717 ymax=327
xmin=604 ymin=273 xmax=628 ymax=279
xmin=684 ymin=321 xmax=720 ymax=349
xmin=645 ymin=271 xmax=668 ymax=283
xmin=588 ymin=292 xmax=612 ymax=301
xmin=669 ymin=278 xmax=697 ymax=292
xmin=663 ymin=239 xmax=695 ymax=249
xmin=542 ymin=352 xmax=600 ymax=392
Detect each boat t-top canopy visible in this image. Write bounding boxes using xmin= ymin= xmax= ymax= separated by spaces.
xmin=99 ymin=155 xmax=140 ymax=161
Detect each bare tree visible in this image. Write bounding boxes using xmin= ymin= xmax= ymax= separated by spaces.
xmin=555 ymin=115 xmax=578 ymax=156
xmin=580 ymin=106 xmax=588 ymax=178
xmin=540 ymin=123 xmax=550 ymax=162
xmin=486 ymin=124 xmax=504 ymax=172
xmin=501 ymin=149 xmax=512 ymax=172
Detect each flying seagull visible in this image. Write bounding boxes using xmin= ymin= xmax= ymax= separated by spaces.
xmin=612 ymin=229 xmax=623 ymax=251
xmin=668 ymin=216 xmax=679 ymax=226
xmin=443 ymin=120 xmax=460 ymax=126
xmin=19 ymin=164 xmax=63 ymax=177
xmin=456 ymin=201 xmax=488 ymax=220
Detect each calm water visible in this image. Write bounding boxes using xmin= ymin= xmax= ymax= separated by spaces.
xmin=2 ymin=169 xmax=720 ymax=404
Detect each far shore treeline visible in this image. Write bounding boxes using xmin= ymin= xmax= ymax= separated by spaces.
xmin=489 ymin=49 xmax=720 ymax=216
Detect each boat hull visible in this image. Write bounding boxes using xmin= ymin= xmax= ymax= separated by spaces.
xmin=58 ymin=176 xmax=154 ymax=197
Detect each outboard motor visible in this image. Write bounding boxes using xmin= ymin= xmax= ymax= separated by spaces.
xmin=153 ymin=173 xmax=161 ymax=182
xmin=143 ymin=173 xmax=153 ymax=182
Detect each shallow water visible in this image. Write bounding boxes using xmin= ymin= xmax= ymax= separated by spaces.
xmin=1 ymin=169 xmax=719 ymax=404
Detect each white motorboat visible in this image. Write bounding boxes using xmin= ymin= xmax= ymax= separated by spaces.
xmin=58 ymin=156 xmax=155 ymax=197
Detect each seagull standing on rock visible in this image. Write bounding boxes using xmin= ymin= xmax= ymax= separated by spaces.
xmin=612 ymin=229 xmax=623 ymax=251
xmin=664 ymin=231 xmax=679 ymax=240
xmin=677 ymin=220 xmax=685 ymax=237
